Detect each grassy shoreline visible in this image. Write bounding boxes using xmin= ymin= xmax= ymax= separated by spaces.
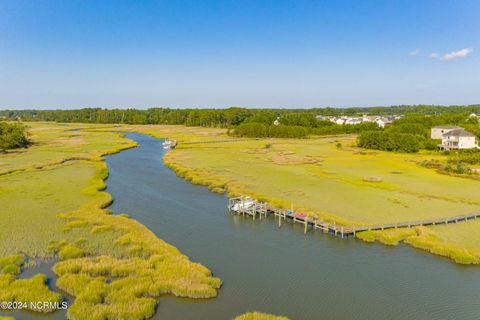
xmin=234 ymin=312 xmax=290 ymax=320
xmin=0 ymin=123 xmax=222 ymax=320
xmin=53 ymin=160 xmax=222 ymax=320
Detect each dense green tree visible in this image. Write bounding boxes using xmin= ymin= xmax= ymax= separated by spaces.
xmin=243 ymin=110 xmax=278 ymax=125
xmin=280 ymin=113 xmax=318 ymax=127
xmin=0 ymin=121 xmax=30 ymax=152
xmin=357 ymin=131 xmax=425 ymax=153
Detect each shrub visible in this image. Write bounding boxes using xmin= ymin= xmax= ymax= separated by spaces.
xmin=357 ymin=131 xmax=425 ymax=153
xmin=454 ymin=149 xmax=480 ymax=165
xmin=0 ymin=121 xmax=30 ymax=152
xmin=59 ymin=244 xmax=85 ymax=260
xmin=445 ymin=161 xmax=472 ymax=175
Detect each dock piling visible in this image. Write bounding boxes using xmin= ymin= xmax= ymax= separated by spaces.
xmin=227 ymin=197 xmax=480 ymax=240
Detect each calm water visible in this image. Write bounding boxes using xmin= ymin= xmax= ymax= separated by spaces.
xmin=3 ymin=132 xmax=480 ymax=320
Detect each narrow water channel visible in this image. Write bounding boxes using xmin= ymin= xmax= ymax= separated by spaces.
xmin=104 ymin=133 xmax=480 ymax=320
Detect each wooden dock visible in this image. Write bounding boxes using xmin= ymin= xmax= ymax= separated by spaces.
xmin=227 ymin=196 xmax=480 ymax=238
xmin=178 ymin=138 xmax=260 ymax=145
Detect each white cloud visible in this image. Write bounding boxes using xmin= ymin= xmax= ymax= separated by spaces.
xmin=409 ymin=49 xmax=419 ymax=57
xmin=427 ymin=48 xmax=473 ymax=61
xmin=442 ymin=48 xmax=473 ymax=61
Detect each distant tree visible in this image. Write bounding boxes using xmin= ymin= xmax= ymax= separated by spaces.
xmin=244 ymin=110 xmax=278 ymax=125
xmin=357 ymin=131 xmax=424 ymax=153
xmin=0 ymin=121 xmax=30 ymax=152
xmin=280 ymin=113 xmax=318 ymax=127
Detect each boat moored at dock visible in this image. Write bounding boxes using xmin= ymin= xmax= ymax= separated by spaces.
xmin=162 ymin=138 xmax=177 ymax=149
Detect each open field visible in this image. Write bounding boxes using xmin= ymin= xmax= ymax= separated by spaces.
xmin=0 ymin=123 xmax=221 ymax=320
xmin=120 ymin=125 xmax=480 ymax=264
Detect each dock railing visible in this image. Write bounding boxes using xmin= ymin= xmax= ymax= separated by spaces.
xmin=227 ymin=197 xmax=480 ymax=238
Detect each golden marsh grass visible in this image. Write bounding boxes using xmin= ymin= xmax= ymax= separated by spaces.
xmin=0 ymin=123 xmax=221 ymax=319
xmin=234 ymin=312 xmax=290 ymax=320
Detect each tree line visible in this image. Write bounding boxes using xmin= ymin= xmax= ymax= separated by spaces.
xmin=1 ymin=106 xmax=479 ymax=142
xmin=2 ymin=104 xmax=480 ymax=126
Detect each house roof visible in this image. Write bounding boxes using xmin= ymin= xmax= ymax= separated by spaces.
xmin=442 ymin=129 xmax=476 ymax=138
xmin=432 ymin=125 xmax=463 ymax=130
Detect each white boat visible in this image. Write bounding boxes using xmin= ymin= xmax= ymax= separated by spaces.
xmin=230 ymin=197 xmax=255 ymax=212
xmin=162 ymin=139 xmax=176 ymax=149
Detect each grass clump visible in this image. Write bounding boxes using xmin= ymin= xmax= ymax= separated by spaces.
xmin=357 ymin=228 xmax=417 ymax=246
xmin=234 ymin=312 xmax=290 ymax=320
xmin=0 ymin=255 xmax=24 ymax=276
xmin=91 ymin=224 xmax=114 ymax=234
xmin=54 ymin=255 xmax=221 ymax=320
xmin=59 ymin=244 xmax=85 ymax=260
xmin=64 ymin=220 xmax=90 ymax=231
xmin=75 ymin=237 xmax=88 ymax=246
xmin=405 ymin=227 xmax=479 ymax=264
xmin=358 ymin=226 xmax=480 ymax=264
xmin=356 ymin=230 xmax=376 ymax=243
xmin=0 ymin=274 xmax=62 ymax=313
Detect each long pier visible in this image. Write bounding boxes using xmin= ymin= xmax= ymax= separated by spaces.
xmin=178 ymin=138 xmax=260 ymax=145
xmin=227 ymin=197 xmax=480 ymax=238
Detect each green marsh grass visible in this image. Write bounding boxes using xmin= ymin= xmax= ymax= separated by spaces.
xmin=0 ymin=255 xmax=23 ymax=276
xmin=234 ymin=312 xmax=290 ymax=320
xmin=356 ymin=228 xmax=417 ymax=246
xmin=0 ymin=274 xmax=61 ymax=313
xmin=0 ymin=123 xmax=221 ymax=319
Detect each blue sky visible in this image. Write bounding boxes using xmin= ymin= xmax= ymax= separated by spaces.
xmin=0 ymin=0 xmax=479 ymax=109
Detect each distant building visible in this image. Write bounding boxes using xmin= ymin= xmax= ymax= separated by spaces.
xmin=345 ymin=117 xmax=362 ymax=125
xmin=430 ymin=126 xmax=463 ymax=139
xmin=362 ymin=115 xmax=375 ymax=122
xmin=315 ymin=114 xmax=403 ymax=127
xmin=440 ymin=128 xmax=478 ymax=150
xmin=375 ymin=119 xmax=386 ymax=128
